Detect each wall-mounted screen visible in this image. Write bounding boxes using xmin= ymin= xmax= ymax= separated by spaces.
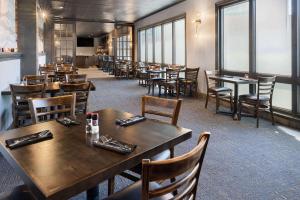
xmin=77 ymin=37 xmax=94 ymax=47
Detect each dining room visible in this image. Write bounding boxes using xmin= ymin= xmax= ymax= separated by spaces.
xmin=0 ymin=0 xmax=300 ymax=200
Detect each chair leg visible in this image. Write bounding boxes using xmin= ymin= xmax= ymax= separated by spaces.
xmin=108 ymin=177 xmax=115 ymax=195
xmin=256 ymin=108 xmax=260 ymax=128
xmin=169 ymin=147 xmax=177 ymax=195
xmin=270 ymin=106 xmax=275 ymax=125
xmin=230 ymin=92 xmax=233 ymax=111
xmin=158 ymin=85 xmax=161 ymax=97
xmin=216 ymin=93 xmax=220 ymax=113
xmin=238 ymin=101 xmax=242 ymax=120
xmin=205 ymin=92 xmax=209 ymax=108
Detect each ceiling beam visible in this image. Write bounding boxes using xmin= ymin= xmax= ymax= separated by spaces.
xmin=52 ymin=17 xmax=134 ymax=25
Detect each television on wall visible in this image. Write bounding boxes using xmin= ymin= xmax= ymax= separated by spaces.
xmin=77 ymin=37 xmax=94 ymax=47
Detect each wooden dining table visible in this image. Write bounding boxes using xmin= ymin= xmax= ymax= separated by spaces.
xmin=209 ymin=75 xmax=257 ymax=120
xmin=1 ymin=81 xmax=96 ymax=96
xmin=0 ymin=109 xmax=192 ymax=200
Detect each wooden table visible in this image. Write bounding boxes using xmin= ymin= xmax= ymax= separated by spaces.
xmin=0 ymin=109 xmax=192 ymax=200
xmin=209 ymin=75 xmax=257 ymax=120
xmin=1 ymin=81 xmax=96 ymax=96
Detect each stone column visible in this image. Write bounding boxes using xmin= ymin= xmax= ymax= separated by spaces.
xmin=16 ymin=0 xmax=38 ymax=76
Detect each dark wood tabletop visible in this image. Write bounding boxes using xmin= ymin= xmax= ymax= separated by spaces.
xmin=1 ymin=81 xmax=96 ymax=95
xmin=0 ymin=109 xmax=192 ymax=200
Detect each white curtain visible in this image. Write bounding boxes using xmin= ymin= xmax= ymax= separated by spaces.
xmin=0 ymin=0 xmax=17 ymax=48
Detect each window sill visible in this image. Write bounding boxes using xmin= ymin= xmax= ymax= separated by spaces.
xmin=0 ymin=53 xmax=22 ymax=61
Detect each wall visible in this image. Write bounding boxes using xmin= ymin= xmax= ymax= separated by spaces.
xmin=134 ymin=0 xmax=220 ymax=93
xmin=0 ymin=58 xmax=21 ymax=131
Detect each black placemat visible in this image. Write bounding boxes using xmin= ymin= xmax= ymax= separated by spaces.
xmin=93 ymin=135 xmax=137 ymax=154
xmin=115 ymin=115 xmax=146 ymax=126
xmin=56 ymin=117 xmax=80 ymax=127
xmin=5 ymin=130 xmax=53 ymax=149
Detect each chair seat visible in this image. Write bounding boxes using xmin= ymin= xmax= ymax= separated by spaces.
xmin=104 ymin=180 xmax=173 ymax=200
xmin=240 ymin=94 xmax=270 ymax=107
xmin=131 ymin=150 xmax=171 ymax=174
xmin=209 ymin=87 xmax=232 ymax=93
xmin=0 ymin=185 xmax=35 ymax=200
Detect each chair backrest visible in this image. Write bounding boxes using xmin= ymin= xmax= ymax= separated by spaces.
xmin=29 ymin=94 xmax=76 ymax=124
xmin=10 ymin=83 xmax=45 ymax=108
xmin=141 ymin=132 xmax=210 ymax=200
xmin=39 ymin=67 xmax=55 ymax=76
xmin=66 ymin=74 xmax=87 ymax=83
xmin=141 ymin=96 xmax=182 ymax=126
xmin=165 ymin=68 xmax=180 ymax=82
xmin=204 ymin=70 xmax=220 ymax=90
xmin=185 ymin=68 xmax=200 ymax=81
xmin=257 ymin=76 xmax=276 ymax=102
xmin=60 ymin=82 xmax=91 ymax=114
xmin=23 ymin=75 xmax=47 ymax=85
xmin=55 ymin=71 xmax=74 ymax=82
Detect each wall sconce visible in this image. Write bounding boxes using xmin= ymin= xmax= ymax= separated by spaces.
xmin=192 ymin=18 xmax=201 ymax=37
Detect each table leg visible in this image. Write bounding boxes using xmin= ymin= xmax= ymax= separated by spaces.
xmin=233 ymin=83 xmax=239 ymax=120
xmin=152 ymin=83 xmax=155 ymax=96
xmin=86 ymin=186 xmax=99 ymax=200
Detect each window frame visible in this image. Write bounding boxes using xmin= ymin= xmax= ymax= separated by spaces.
xmin=138 ymin=14 xmax=186 ymax=65
xmin=216 ymin=0 xmax=299 ymax=116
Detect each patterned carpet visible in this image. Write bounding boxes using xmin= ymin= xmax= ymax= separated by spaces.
xmin=1 ymin=71 xmax=300 ymax=199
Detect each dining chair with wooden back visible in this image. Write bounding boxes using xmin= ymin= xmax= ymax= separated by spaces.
xmin=238 ymin=76 xmax=276 ymax=128
xmin=60 ymin=82 xmax=91 ymax=114
xmin=204 ymin=70 xmax=233 ymax=113
xmin=66 ymin=74 xmax=87 ymax=83
xmin=39 ymin=67 xmax=55 ymax=81
xmin=23 ymin=75 xmax=48 ymax=85
xmin=10 ymin=84 xmax=45 ymax=128
xmin=115 ymin=96 xmax=182 ymax=192
xmin=55 ymin=70 xmax=74 ymax=82
xmin=180 ymin=67 xmax=200 ymax=96
xmin=158 ymin=68 xmax=180 ymax=98
xmin=28 ymin=94 xmax=76 ymax=124
xmin=105 ymin=132 xmax=210 ymax=200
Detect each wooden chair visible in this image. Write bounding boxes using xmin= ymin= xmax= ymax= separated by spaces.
xmin=105 ymin=132 xmax=210 ymax=200
xmin=28 ymin=94 xmax=76 ymax=124
xmin=204 ymin=70 xmax=233 ymax=113
xmin=66 ymin=74 xmax=87 ymax=83
xmin=39 ymin=67 xmax=56 ymax=81
xmin=137 ymin=62 xmax=148 ymax=86
xmin=10 ymin=84 xmax=45 ymax=128
xmin=158 ymin=68 xmax=180 ymax=98
xmin=180 ymin=67 xmax=200 ymax=96
xmin=23 ymin=75 xmax=47 ymax=85
xmin=238 ymin=76 xmax=276 ymax=128
xmin=55 ymin=71 xmax=74 ymax=82
xmin=115 ymin=96 xmax=182 ymax=193
xmin=60 ymin=82 xmax=91 ymax=114
xmin=147 ymin=65 xmax=165 ymax=96
xmin=0 ymin=185 xmax=35 ymax=200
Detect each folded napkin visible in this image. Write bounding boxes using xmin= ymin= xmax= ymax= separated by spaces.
xmin=93 ymin=135 xmax=136 ymax=154
xmin=115 ymin=115 xmax=146 ymax=126
xmin=5 ymin=130 xmax=53 ymax=149
xmin=56 ymin=117 xmax=80 ymax=127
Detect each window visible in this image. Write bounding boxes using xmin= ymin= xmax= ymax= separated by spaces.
xmin=163 ymin=23 xmax=173 ymax=64
xmin=222 ymin=2 xmax=249 ymax=71
xmin=174 ymin=19 xmax=185 ymax=65
xmin=138 ymin=17 xmax=185 ymax=65
xmin=154 ymin=26 xmax=162 ymax=63
xmin=256 ymin=0 xmax=292 ymax=76
xmin=146 ymin=29 xmax=153 ymax=62
xmin=273 ymin=83 xmax=292 ymax=110
xmin=54 ymin=23 xmax=74 ymax=63
xmin=139 ymin=30 xmax=146 ymax=62
xmin=116 ymin=35 xmax=132 ymax=60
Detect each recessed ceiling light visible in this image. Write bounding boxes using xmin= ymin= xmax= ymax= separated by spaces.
xmin=58 ymin=6 xmax=64 ymax=9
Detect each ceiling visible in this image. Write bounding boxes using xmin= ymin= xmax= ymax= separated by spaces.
xmin=39 ymin=0 xmax=185 ymax=37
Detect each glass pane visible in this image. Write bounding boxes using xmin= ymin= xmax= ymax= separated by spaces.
xmin=175 ymin=19 xmax=185 ymax=65
xmin=273 ymin=83 xmax=292 ymax=110
xmin=146 ymin=29 xmax=153 ymax=63
xmin=140 ymin=30 xmax=146 ymax=62
xmin=154 ymin=26 xmax=162 ymax=63
xmin=163 ymin=23 xmax=173 ymax=64
xmin=256 ymin=0 xmax=292 ymax=76
xmin=223 ymin=2 xmax=249 ymax=71
xmin=224 ymin=83 xmax=249 ymax=96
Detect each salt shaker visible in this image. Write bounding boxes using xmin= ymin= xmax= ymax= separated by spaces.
xmin=91 ymin=113 xmax=99 ymax=134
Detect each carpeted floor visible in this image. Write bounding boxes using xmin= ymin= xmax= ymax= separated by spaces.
xmin=1 ymin=70 xmax=300 ymax=199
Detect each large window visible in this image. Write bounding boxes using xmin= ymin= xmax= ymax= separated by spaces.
xmin=217 ymin=0 xmax=298 ymax=113
xmin=116 ymin=35 xmax=132 ymax=60
xmin=256 ymin=0 xmax=292 ymax=75
xmin=223 ymin=2 xmax=249 ymax=71
xmin=146 ymin=29 xmax=153 ymax=62
xmin=54 ymin=23 xmax=74 ymax=63
xmin=138 ymin=17 xmax=186 ymax=65
xmin=174 ymin=19 xmax=185 ymax=65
